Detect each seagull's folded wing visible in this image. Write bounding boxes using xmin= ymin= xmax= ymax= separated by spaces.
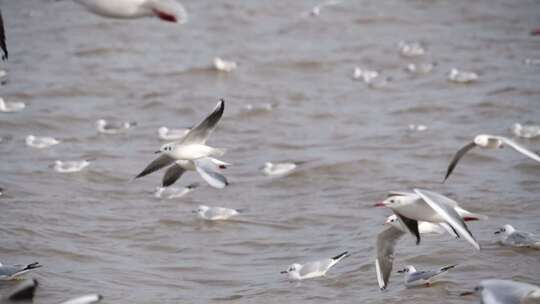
xmin=414 ymin=189 xmax=480 ymax=250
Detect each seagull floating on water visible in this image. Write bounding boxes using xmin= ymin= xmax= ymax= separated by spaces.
xmin=444 ymin=134 xmax=540 ymax=182
xmin=135 ymin=100 xmax=229 ymax=188
xmin=448 ymin=68 xmax=478 ymax=83
xmin=375 ymin=189 xmax=482 ymax=250
xmin=154 ymin=183 xmax=198 ymax=199
xmin=398 ymin=41 xmax=425 ymax=57
xmin=513 ymin=123 xmax=540 ymax=139
xmin=405 ymin=62 xmax=435 ymax=74
xmin=213 ymin=57 xmax=237 ymax=72
xmin=0 ymin=97 xmax=25 ymax=113
xmin=495 ymin=224 xmax=540 ymax=249
xmin=96 ymin=119 xmax=136 ymax=134
xmin=26 ymin=135 xmax=60 ymax=149
xmin=262 ymin=162 xmax=297 ymax=176
xmin=59 ymin=294 xmax=103 ymax=304
xmin=53 ymin=160 xmax=91 ymax=173
xmin=0 ymin=262 xmax=42 ymax=281
xmin=397 ymin=264 xmax=456 ymax=288
xmin=302 ymin=0 xmax=341 ymax=17
xmin=158 ymin=126 xmax=190 ymax=141
xmin=352 ymin=67 xmax=379 ymax=83
xmin=461 ymin=279 xmax=540 ymax=304
xmin=73 ymin=0 xmax=188 ymax=24
xmin=281 ymin=251 xmax=349 ymax=281
xmin=193 ymin=205 xmax=240 ymax=221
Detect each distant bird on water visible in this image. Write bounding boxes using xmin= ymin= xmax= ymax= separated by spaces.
xmin=73 ymin=0 xmax=188 ymax=24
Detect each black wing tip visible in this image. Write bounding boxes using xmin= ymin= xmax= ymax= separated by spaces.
xmin=441 ymin=264 xmax=457 ymax=272
xmin=332 ymin=251 xmax=350 ymax=260
xmin=27 ymin=262 xmax=43 ymax=270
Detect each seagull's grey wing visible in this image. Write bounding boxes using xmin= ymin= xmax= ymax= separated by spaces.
xmin=0 ymin=9 xmax=7 ymax=61
xmin=194 ymin=158 xmax=228 ymax=189
xmin=0 ymin=265 xmax=25 ymax=277
xmin=180 ymin=99 xmax=225 ymax=145
xmin=406 ymin=270 xmax=440 ymax=283
xmin=135 ymin=154 xmax=174 ymax=179
xmin=375 ymin=226 xmax=406 ymax=290
xmin=414 ymin=189 xmax=480 ymax=250
xmin=299 ymin=261 xmax=323 ymax=277
xmin=444 ymin=141 xmax=477 ymax=182
xmin=505 ymin=231 xmax=540 ymax=247
xmin=499 ymin=136 xmax=540 ymax=162
xmin=162 ymin=164 xmax=186 ymax=187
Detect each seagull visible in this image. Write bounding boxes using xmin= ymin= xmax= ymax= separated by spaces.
xmin=513 ymin=123 xmax=540 ymax=139
xmin=4 ymin=279 xmax=38 ymax=302
xmin=460 ymin=279 xmax=540 ymax=304
xmin=262 ymin=162 xmax=297 ymax=176
xmin=135 ymin=100 xmax=229 ymax=188
xmin=495 ymin=224 xmax=540 ymax=249
xmin=158 ymin=126 xmax=190 ymax=141
xmin=444 ymin=134 xmax=540 ymax=182
xmin=154 ymin=182 xmax=198 ymax=199
xmin=352 ymin=67 xmax=379 ymax=83
xmin=53 ymin=160 xmax=91 ymax=173
xmin=96 ymin=119 xmax=136 ymax=134
xmin=59 ymin=294 xmax=103 ymax=304
xmin=375 ymin=225 xmax=405 ymax=290
xmin=213 ymin=57 xmax=237 ymax=72
xmin=448 ymin=68 xmax=478 ymax=83
xmin=302 ymin=0 xmax=341 ymax=17
xmin=398 ymin=41 xmax=425 ymax=57
xmin=397 ymin=264 xmax=456 ymax=288
xmin=0 ymin=9 xmax=7 ymax=61
xmin=193 ymin=205 xmax=240 ymax=221
xmin=0 ymin=262 xmax=42 ymax=280
xmin=0 ymin=97 xmax=25 ymax=113
xmin=73 ymin=0 xmax=188 ymax=24
xmin=280 ymin=251 xmax=349 ymax=281
xmin=25 ymin=135 xmax=60 ymax=149
xmin=375 ymin=189 xmax=481 ymax=250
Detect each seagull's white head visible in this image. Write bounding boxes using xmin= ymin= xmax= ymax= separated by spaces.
xmin=194 ymin=205 xmax=209 ymax=216
xmin=96 ymin=119 xmax=107 ymax=128
xmin=384 ymin=214 xmax=402 ymax=229
xmin=375 ymin=194 xmax=412 ymax=208
xmin=281 ymin=263 xmax=302 ymax=279
xmin=158 ymin=127 xmax=169 ymax=136
xmin=158 ymin=142 xmax=175 ymax=154
xmin=397 ymin=265 xmax=416 ymax=273
xmin=495 ymin=224 xmax=515 ymax=235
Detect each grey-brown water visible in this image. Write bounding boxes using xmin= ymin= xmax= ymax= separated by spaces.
xmin=1 ymin=0 xmax=540 ymax=303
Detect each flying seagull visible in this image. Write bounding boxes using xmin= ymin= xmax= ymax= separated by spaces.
xmin=444 ymin=134 xmax=540 ymax=182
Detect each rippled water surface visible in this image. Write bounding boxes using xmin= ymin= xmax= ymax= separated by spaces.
xmin=1 ymin=0 xmax=540 ymax=303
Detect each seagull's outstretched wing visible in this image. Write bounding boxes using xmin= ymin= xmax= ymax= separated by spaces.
xmin=180 ymin=99 xmax=225 ymax=145
xmin=498 ymin=136 xmax=540 ymax=162
xmin=0 ymin=9 xmax=7 ymax=61
xmin=162 ymin=163 xmax=186 ymax=187
xmin=414 ymin=189 xmax=480 ymax=250
xmin=194 ymin=158 xmax=228 ymax=188
xmin=135 ymin=154 xmax=174 ymax=179
xmin=444 ymin=141 xmax=477 ymax=182
xmin=375 ymin=225 xmax=405 ymax=290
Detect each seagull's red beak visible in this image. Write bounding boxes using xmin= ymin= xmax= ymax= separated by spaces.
xmin=373 ymin=202 xmax=385 ymax=207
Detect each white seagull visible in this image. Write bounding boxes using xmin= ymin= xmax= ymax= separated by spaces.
xmin=397 ymin=264 xmax=456 ymax=288
xmin=448 ymin=68 xmax=478 ymax=83
xmin=302 ymin=0 xmax=341 ymax=17
xmin=73 ymin=0 xmax=188 ymax=24
xmin=96 ymin=119 xmax=136 ymax=134
xmin=398 ymin=41 xmax=426 ymax=57
xmin=158 ymin=126 xmax=190 ymax=141
xmin=154 ymin=182 xmax=198 ymax=199
xmin=375 ymin=189 xmax=482 ymax=250
xmin=0 ymin=262 xmax=42 ymax=281
xmin=0 ymin=97 xmax=25 ymax=112
xmin=444 ymin=134 xmax=540 ymax=182
xmin=262 ymin=162 xmax=297 ymax=177
xmin=281 ymin=251 xmax=349 ymax=281
xmin=53 ymin=160 xmax=91 ymax=173
xmin=461 ymin=279 xmax=540 ymax=304
xmin=495 ymin=224 xmax=540 ymax=249
xmin=26 ymin=135 xmax=60 ymax=149
xmin=59 ymin=294 xmax=103 ymax=304
xmin=135 ymin=100 xmax=229 ymax=188
xmin=193 ymin=205 xmax=240 ymax=221
xmin=513 ymin=123 xmax=540 ymax=139
xmin=213 ymin=57 xmax=237 ymax=72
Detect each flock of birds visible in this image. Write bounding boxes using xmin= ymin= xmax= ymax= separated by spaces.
xmin=1 ymin=1 xmax=540 ymax=303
